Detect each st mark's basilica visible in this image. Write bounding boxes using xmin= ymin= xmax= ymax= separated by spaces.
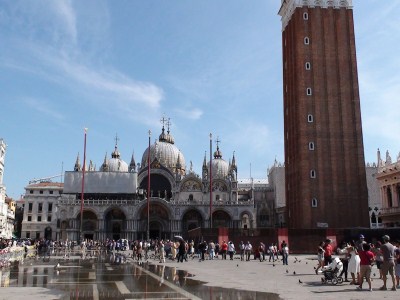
xmin=22 ymin=120 xmax=284 ymax=242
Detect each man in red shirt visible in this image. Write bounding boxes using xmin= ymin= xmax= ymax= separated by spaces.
xmin=323 ymin=239 xmax=333 ymax=265
xmin=357 ymin=243 xmax=375 ymax=291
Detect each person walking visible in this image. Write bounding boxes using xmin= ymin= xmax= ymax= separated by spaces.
xmin=239 ymin=241 xmax=245 ymax=261
xmin=356 ymin=243 xmax=375 ymax=291
xmin=323 ymin=239 xmax=333 ymax=265
xmin=337 ymin=241 xmax=350 ymax=282
xmin=208 ymin=240 xmax=215 ymax=260
xmin=281 ymin=241 xmax=289 ymax=265
xmin=221 ymin=241 xmax=228 ymax=260
xmin=159 ymin=240 xmax=165 ymax=263
xmin=228 ymin=241 xmax=235 ymax=260
xmin=245 ymin=241 xmax=253 ymax=261
xmin=315 ymin=241 xmax=325 ymax=274
xmin=380 ymin=235 xmax=396 ymax=291
xmin=347 ymin=241 xmax=360 ymax=285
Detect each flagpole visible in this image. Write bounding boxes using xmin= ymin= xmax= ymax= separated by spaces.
xmin=80 ymin=128 xmax=87 ymax=243
xmin=147 ymin=130 xmax=151 ymax=241
xmin=209 ymin=133 xmax=212 ymax=228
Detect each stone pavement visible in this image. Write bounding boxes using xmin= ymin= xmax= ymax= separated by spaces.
xmin=0 ymin=252 xmax=398 ymax=299
xmin=155 ymin=254 xmax=398 ymax=300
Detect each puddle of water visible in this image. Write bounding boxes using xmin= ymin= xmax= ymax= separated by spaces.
xmin=0 ymin=253 xmax=282 ymax=300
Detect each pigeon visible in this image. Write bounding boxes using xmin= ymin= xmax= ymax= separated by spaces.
xmin=313 ymin=267 xmax=316 ymax=270
xmin=293 ymin=271 xmax=296 ymax=275
xmin=237 ymin=264 xmax=239 ymax=267
xmin=373 ymin=273 xmax=376 ymax=277
xmin=286 ymin=270 xmax=289 ymax=273
xmin=299 ymin=279 xmax=303 ymax=284
xmin=306 ymin=262 xmax=308 ymax=264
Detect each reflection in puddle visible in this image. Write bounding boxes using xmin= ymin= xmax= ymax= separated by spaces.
xmin=0 ymin=253 xmax=281 ymax=299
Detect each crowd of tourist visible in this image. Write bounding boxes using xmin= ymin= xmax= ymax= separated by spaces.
xmin=317 ymin=234 xmax=400 ymax=292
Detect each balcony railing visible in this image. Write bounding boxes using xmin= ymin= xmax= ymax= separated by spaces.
xmin=380 ymin=206 xmax=400 ymax=215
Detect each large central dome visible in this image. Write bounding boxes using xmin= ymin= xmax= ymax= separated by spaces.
xmin=141 ymin=127 xmax=186 ymax=173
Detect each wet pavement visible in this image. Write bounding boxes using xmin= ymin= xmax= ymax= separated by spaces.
xmin=0 ymin=251 xmax=397 ymax=299
xmin=0 ymin=252 xmax=280 ymax=299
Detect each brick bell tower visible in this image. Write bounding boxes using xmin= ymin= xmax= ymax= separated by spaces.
xmin=278 ymin=0 xmax=369 ymax=229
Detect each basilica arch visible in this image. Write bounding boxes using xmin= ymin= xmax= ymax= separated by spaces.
xmin=104 ymin=207 xmax=126 ymax=240
xmin=212 ymin=210 xmax=232 ymax=228
xmin=77 ymin=210 xmax=99 ymax=240
xmin=137 ymin=200 xmax=173 ymax=240
xmin=182 ymin=209 xmax=204 ymax=232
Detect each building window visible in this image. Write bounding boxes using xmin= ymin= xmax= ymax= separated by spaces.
xmin=311 ymin=198 xmax=318 ymax=207
xmin=50 ymin=190 xmax=53 ymax=194
xmin=48 ymin=203 xmax=53 ymax=212
xmin=36 ymin=232 xmax=40 ymax=239
xmin=30 ymin=190 xmax=33 ymax=194
xmin=305 ymin=62 xmax=311 ymax=70
xmin=309 ymin=142 xmax=315 ymax=150
xmin=188 ymin=194 xmax=193 ymax=201
xmin=306 ymin=88 xmax=312 ymax=95
xmin=26 ymin=232 xmax=30 ymax=238
xmin=387 ymin=187 xmax=393 ymax=207
xmin=28 ymin=202 xmax=33 ymax=212
xmin=307 ymin=114 xmax=314 ymax=123
xmin=27 ymin=215 xmax=32 ymax=222
xmin=216 ymin=195 xmax=220 ymax=201
xmin=38 ymin=203 xmax=42 ymax=212
xmin=303 ymin=12 xmax=309 ymax=20
xmin=310 ymin=170 xmax=316 ymax=178
xmin=37 ymin=216 xmax=42 ymax=222
xmin=304 ymin=37 xmax=310 ymax=45
xmin=39 ymin=190 xmax=43 ymax=194
xmin=47 ymin=216 xmax=52 ymax=222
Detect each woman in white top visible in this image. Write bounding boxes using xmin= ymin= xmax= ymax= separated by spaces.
xmin=347 ymin=241 xmax=361 ymax=285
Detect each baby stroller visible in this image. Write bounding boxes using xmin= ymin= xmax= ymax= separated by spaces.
xmin=320 ymin=257 xmax=343 ymax=285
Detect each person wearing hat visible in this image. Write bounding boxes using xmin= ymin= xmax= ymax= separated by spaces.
xmin=355 ymin=234 xmax=366 ymax=252
xmin=380 ymin=235 xmax=396 ymax=291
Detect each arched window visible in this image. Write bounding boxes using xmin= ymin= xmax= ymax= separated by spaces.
xmin=309 ymin=142 xmax=315 ymax=150
xmin=303 ymin=12 xmax=309 ymax=20
xmin=311 ymin=198 xmax=318 ymax=207
xmin=307 ymin=114 xmax=314 ymax=123
xmin=310 ymin=170 xmax=316 ymax=178
xmin=188 ymin=194 xmax=193 ymax=201
xmin=306 ymin=88 xmax=312 ymax=95
xmin=305 ymin=62 xmax=311 ymax=70
xmin=304 ymin=37 xmax=310 ymax=45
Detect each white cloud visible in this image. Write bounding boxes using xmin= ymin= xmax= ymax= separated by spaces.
xmin=174 ymin=107 xmax=203 ymax=120
xmin=50 ymin=0 xmax=77 ymax=43
xmin=22 ymin=97 xmax=65 ymax=120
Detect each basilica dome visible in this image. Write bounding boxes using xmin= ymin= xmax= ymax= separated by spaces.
xmin=141 ymin=127 xmax=186 ymax=173
xmin=100 ymin=146 xmax=129 ymax=172
xmin=207 ymin=145 xmax=229 ymax=177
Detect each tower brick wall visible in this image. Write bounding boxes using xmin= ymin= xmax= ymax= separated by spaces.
xmin=279 ymin=2 xmax=369 ymax=229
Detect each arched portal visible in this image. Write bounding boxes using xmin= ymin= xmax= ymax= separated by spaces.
xmin=212 ymin=210 xmax=231 ymax=228
xmin=77 ymin=210 xmax=98 ymax=240
xmin=44 ymin=226 xmax=52 ymax=240
xmin=182 ymin=209 xmax=203 ymax=232
xmin=241 ymin=213 xmax=251 ymax=229
xmin=104 ymin=208 xmax=126 ymax=240
xmin=139 ymin=202 xmax=170 ymax=239
xmin=149 ymin=221 xmax=162 ymax=240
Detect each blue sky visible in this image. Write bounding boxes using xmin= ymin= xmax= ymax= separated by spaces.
xmin=1 ymin=0 xmax=400 ymax=199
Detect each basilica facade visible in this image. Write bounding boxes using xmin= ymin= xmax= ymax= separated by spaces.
xmin=23 ymin=125 xmax=280 ymax=242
